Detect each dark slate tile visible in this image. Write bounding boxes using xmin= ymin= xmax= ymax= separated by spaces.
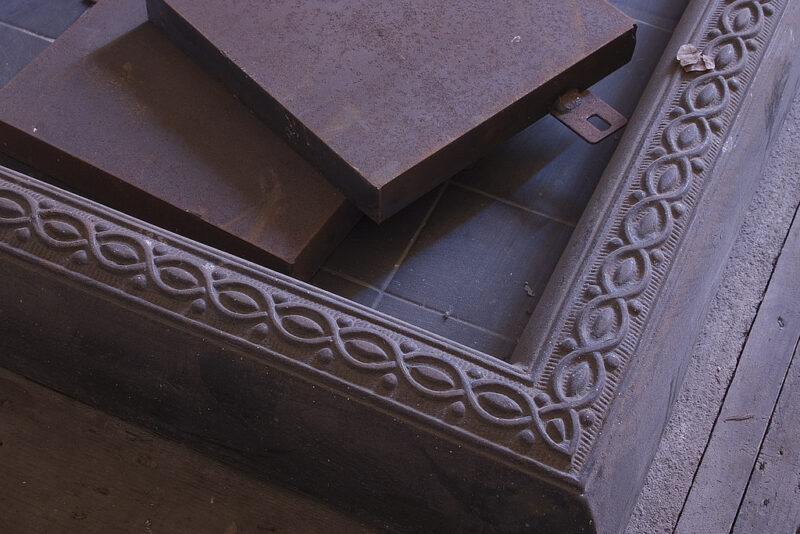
xmin=376 ymin=294 xmax=516 ymax=360
xmin=310 ymin=269 xmax=379 ymax=308
xmin=0 ymin=23 xmax=49 ymax=87
xmin=0 ymin=0 xmax=90 ymax=39
xmin=454 ymin=23 xmax=672 ymax=225
xmin=591 ymin=23 xmax=675 ymax=117
xmin=385 ymin=186 xmax=572 ymax=340
xmin=321 ymin=187 xmax=441 ymax=289
xmin=611 ymin=0 xmax=689 ymax=31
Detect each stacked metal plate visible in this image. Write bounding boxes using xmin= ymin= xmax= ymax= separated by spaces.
xmin=147 ymin=0 xmax=636 ymax=221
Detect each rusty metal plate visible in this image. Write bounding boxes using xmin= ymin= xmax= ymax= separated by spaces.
xmin=551 ymin=89 xmax=628 ymax=143
xmin=0 ymin=0 xmax=360 ymax=279
xmin=148 ymin=0 xmax=636 ymax=221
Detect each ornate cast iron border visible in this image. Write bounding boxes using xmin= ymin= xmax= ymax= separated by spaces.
xmin=530 ymin=0 xmax=784 ymax=473
xmin=0 ymin=0 xmax=789 ymax=486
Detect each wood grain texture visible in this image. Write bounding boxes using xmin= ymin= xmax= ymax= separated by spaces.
xmin=0 ymin=367 xmax=375 ymax=534
xmin=675 ymin=207 xmax=800 ymax=533
xmin=731 ymin=341 xmax=800 ymax=534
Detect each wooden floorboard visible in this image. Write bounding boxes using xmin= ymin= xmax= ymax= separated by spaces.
xmin=675 ymin=206 xmax=800 ymax=532
xmin=731 ymin=341 xmax=800 ymax=534
xmin=0 ymin=367 xmax=375 ymax=534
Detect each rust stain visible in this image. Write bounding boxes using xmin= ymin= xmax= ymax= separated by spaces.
xmin=323 ymin=101 xmax=362 ymax=135
xmin=122 ymin=60 xmax=135 ymax=82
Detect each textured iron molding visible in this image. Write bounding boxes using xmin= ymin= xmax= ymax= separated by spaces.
xmin=1 ymin=0 xmax=798 ymax=531
xmin=516 ymin=0 xmax=788 ymax=471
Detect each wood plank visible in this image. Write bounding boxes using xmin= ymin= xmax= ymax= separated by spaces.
xmin=675 ymin=207 xmax=800 ymax=533
xmin=147 ymin=0 xmax=635 ymax=221
xmin=732 ymin=340 xmax=800 ymax=533
xmin=0 ymin=366 xmax=376 ymax=534
xmin=0 ymin=0 xmax=359 ymax=280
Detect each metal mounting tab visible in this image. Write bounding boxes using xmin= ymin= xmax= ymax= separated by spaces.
xmin=551 ymin=89 xmax=627 ymax=143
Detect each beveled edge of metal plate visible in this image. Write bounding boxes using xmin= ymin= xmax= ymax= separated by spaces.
xmin=146 ymin=0 xmax=637 ymax=223
xmin=0 ymin=0 xmax=796 ymax=529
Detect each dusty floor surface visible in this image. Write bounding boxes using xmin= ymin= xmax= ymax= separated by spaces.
xmin=626 ymin=89 xmax=800 ymax=532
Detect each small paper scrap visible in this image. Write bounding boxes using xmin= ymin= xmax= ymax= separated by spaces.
xmin=677 ymin=44 xmax=715 ymax=72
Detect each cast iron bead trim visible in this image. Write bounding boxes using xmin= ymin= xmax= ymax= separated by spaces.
xmin=0 ymin=176 xmax=571 ymax=474
xmin=0 ymin=0 xmax=784 ymax=481
xmin=537 ymin=0 xmax=781 ymax=473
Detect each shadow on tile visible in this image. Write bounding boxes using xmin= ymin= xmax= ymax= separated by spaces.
xmin=454 ymin=23 xmax=674 ymax=225
xmin=385 ymin=185 xmax=573 ymax=341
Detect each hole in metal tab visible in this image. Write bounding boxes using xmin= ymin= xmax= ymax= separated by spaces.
xmin=588 ymin=114 xmax=611 ymax=131
xmin=550 ymin=89 xmax=627 ymax=144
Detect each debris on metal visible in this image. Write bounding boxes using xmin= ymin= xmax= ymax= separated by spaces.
xmin=677 ymin=43 xmax=715 ymax=72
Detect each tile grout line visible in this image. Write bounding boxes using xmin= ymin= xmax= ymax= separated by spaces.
xmin=0 ymin=20 xmax=55 ymax=43
xmin=319 ymin=267 xmax=517 ymax=345
xmin=317 ymin=11 xmax=676 ymax=356
xmin=452 ymin=181 xmax=577 ymax=227
xmin=318 ymin=266 xmax=381 ymax=292
xmin=636 ymin=18 xmax=678 ymax=35
xmin=378 ymin=290 xmax=518 ymax=343
xmin=370 ymin=183 xmax=449 ymax=309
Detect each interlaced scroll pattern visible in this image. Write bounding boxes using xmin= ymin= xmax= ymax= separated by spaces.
xmin=0 ymin=0 xmax=783 ymax=479
xmin=536 ymin=0 xmax=779 ymax=471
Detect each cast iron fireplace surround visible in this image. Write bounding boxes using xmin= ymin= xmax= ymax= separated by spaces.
xmin=1 ymin=0 xmax=798 ymax=531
